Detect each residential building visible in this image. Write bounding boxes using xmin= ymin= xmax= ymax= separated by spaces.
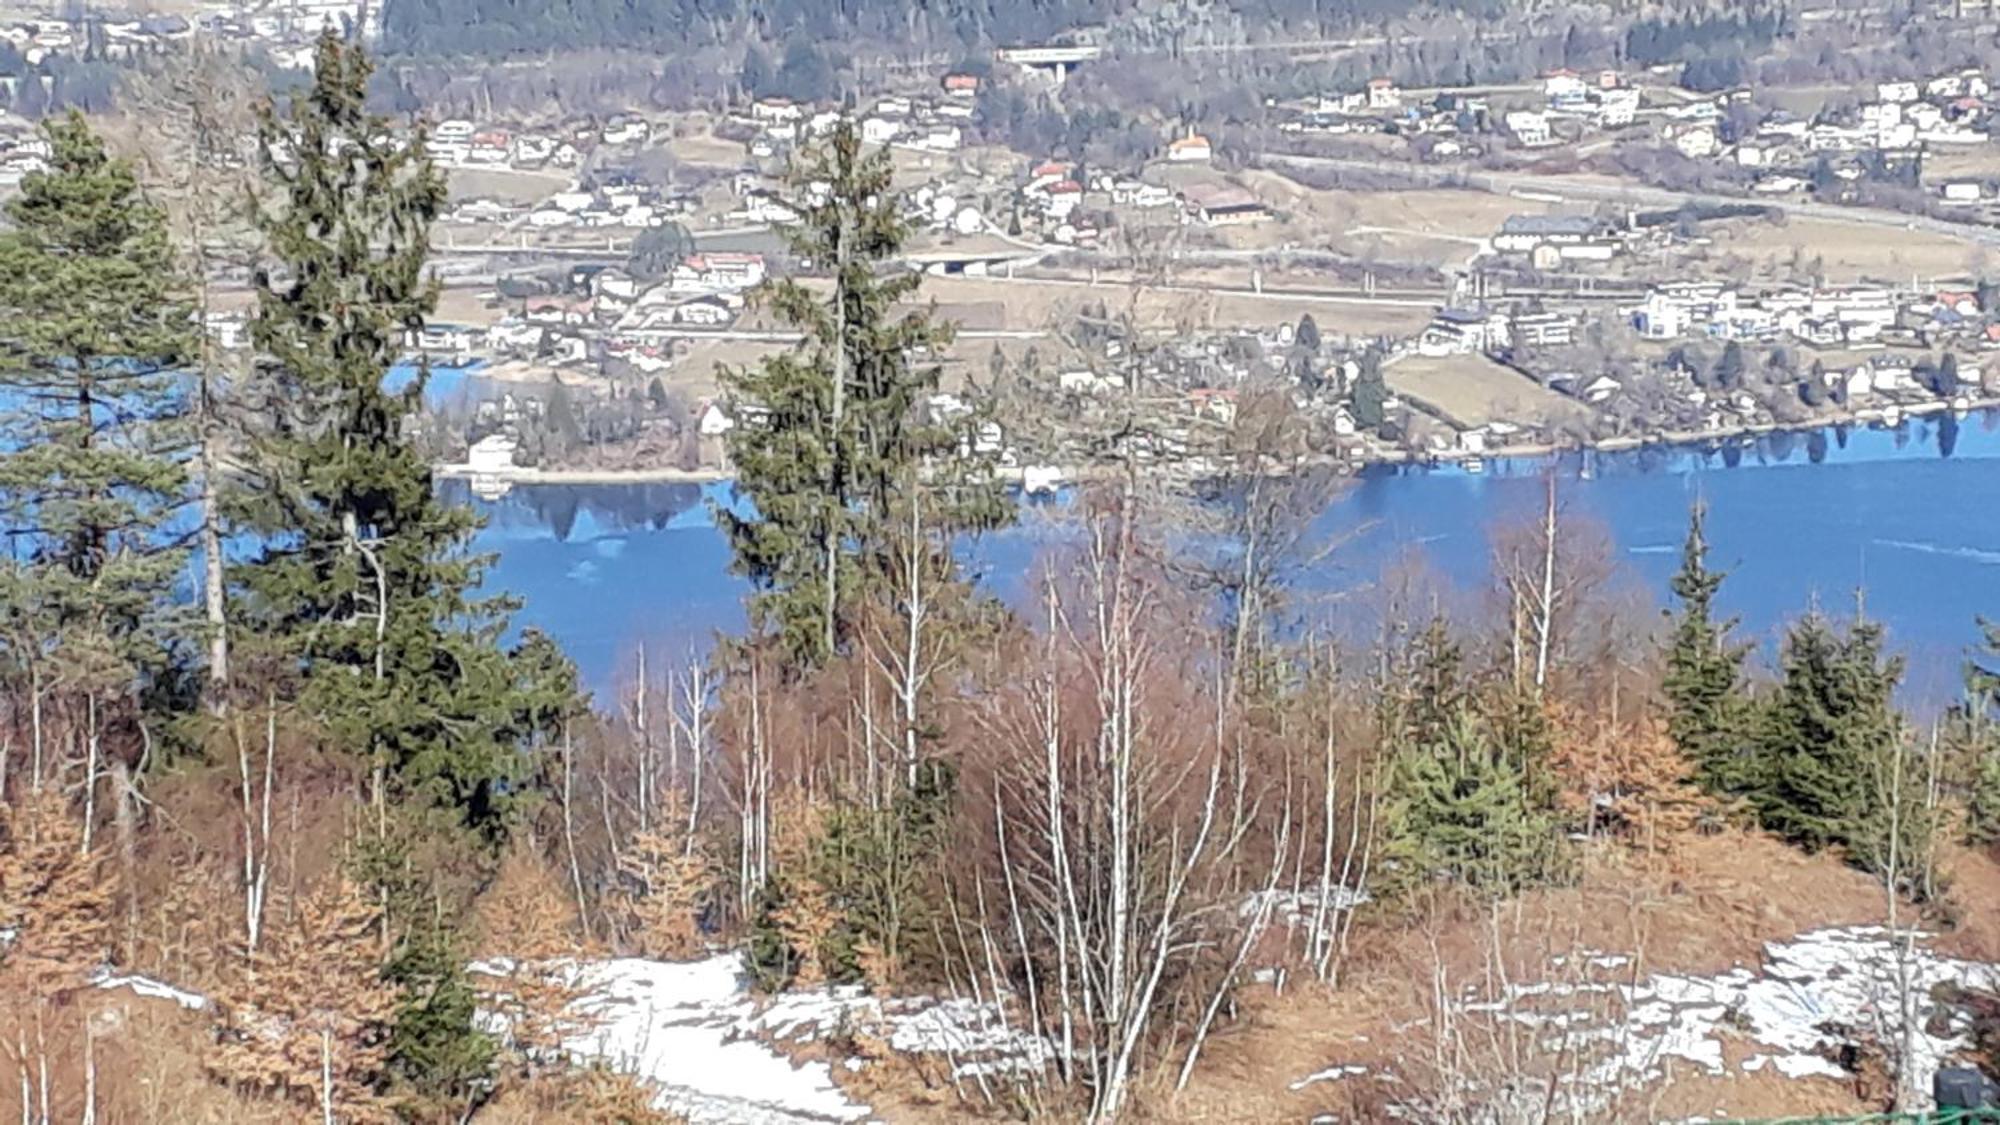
xmin=1504 ymin=110 xmax=1553 ymax=147
xmin=1493 ymin=213 xmax=1600 ymax=252
xmin=1542 ymin=68 xmax=1587 ymax=104
xmin=1179 ymin=183 xmax=1268 ymax=225
xmin=1419 ymin=308 xmax=1511 ymax=355
xmin=1511 ymin=310 xmax=1578 ymax=348
xmin=668 ymin=252 xmax=767 ymax=293
xmin=1166 ymin=134 xmax=1213 ymax=162
xmin=466 ymin=433 xmax=519 ymax=473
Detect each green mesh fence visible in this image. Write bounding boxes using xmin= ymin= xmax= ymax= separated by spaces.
xmin=1736 ymin=1104 xmax=2000 ymax=1112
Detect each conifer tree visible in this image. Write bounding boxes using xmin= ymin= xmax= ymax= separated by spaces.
xmin=1662 ymin=502 xmax=1757 ymax=800
xmin=208 ymin=875 xmax=402 ymax=1122
xmin=237 ymin=31 xmax=571 ymax=842
xmin=1953 ymin=618 xmax=2000 ymax=844
xmin=617 ymin=806 xmax=713 ymax=959
xmin=1757 ymin=608 xmax=1904 ymax=854
xmin=720 ymin=120 xmax=1009 ymax=667
xmin=472 ymin=844 xmax=595 ymax=1082
xmin=1378 ymin=709 xmax=1568 ymax=898
xmin=0 ymin=112 xmax=195 ymax=761
xmin=0 ymin=792 xmax=117 ymax=1124
xmin=1375 ymin=624 xmax=1568 ymax=898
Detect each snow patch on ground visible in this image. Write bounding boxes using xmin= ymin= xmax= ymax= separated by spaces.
xmin=91 ymin=968 xmax=209 ymax=1011
xmin=558 ymin=954 xmax=1053 ymax=1123
xmin=1293 ymin=926 xmax=2000 ymax=1114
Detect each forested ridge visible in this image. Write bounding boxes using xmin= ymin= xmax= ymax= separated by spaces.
xmin=378 ymin=0 xmax=1498 ymax=58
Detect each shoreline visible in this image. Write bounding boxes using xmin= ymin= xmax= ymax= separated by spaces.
xmin=1454 ymin=394 xmax=2000 ymax=469
xmin=435 ymin=395 xmax=2000 ymax=486
xmin=435 ymin=464 xmax=729 ymax=484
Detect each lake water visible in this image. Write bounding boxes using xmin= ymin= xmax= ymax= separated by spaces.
xmin=454 ymin=410 xmax=2000 ymax=707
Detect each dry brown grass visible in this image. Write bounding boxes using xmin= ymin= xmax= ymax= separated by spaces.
xmin=1160 ymin=831 xmax=1898 ymax=1124
xmin=919 ymin=274 xmax=1435 ymax=340
xmin=1386 ymin=352 xmax=1598 ymax=430
xmin=446 ymin=166 xmax=574 ymax=205
xmin=1706 ymin=216 xmax=1982 ymax=283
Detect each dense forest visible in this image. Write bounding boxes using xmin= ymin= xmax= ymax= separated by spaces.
xmin=376 ymin=0 xmax=1511 ymax=59
xmin=381 ymin=0 xmax=1123 ymax=58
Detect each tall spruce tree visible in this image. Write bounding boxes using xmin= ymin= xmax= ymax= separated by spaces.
xmin=239 ymin=34 xmax=573 ymax=1104
xmin=1757 ymin=607 xmax=1904 ymax=854
xmin=720 ymin=120 xmax=1009 ymax=667
xmin=1955 ymin=618 xmax=2000 ymax=844
xmin=239 ymin=32 xmax=568 ymax=841
xmin=0 ymin=112 xmax=195 ymax=780
xmin=1661 ymin=502 xmax=1756 ymax=800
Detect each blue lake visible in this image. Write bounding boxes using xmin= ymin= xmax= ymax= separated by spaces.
xmin=455 ymin=411 xmax=2000 ymax=708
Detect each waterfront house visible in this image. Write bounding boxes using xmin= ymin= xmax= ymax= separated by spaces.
xmin=466 ymin=433 xmax=520 ymax=473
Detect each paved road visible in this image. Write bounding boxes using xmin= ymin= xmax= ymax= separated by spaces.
xmin=1262 ymin=152 xmax=2000 ymax=247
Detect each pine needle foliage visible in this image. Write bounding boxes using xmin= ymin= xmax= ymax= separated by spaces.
xmin=1376 ymin=624 xmax=1570 ymax=900
xmin=1756 ymin=609 xmax=1904 ymax=856
xmin=236 ymin=31 xmax=574 ymax=845
xmin=719 ymin=120 xmax=1010 ymax=668
xmin=0 ymin=112 xmax=196 ymax=698
xmin=1959 ymin=618 xmax=2000 ymax=846
xmin=0 ymin=791 xmax=115 ymax=1006
xmin=1661 ymin=502 xmax=1758 ymax=802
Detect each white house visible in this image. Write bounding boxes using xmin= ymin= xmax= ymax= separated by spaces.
xmin=1943 ymin=180 xmax=1983 ymax=204
xmin=603 ymin=116 xmax=649 ymax=145
xmin=751 ymin=97 xmax=803 ymax=124
xmin=1672 ymin=125 xmax=1718 ymax=158
xmin=1542 ymin=69 xmax=1587 ymax=103
xmin=919 ymin=125 xmax=963 ymax=151
xmin=1599 ymin=88 xmax=1640 ymax=127
xmin=669 ymin=253 xmax=767 ymax=293
xmin=1419 ymin=308 xmax=1511 ymax=355
xmin=740 ymin=193 xmax=799 ymax=224
xmin=697 ymin=402 xmax=735 ymax=436
xmin=1504 ymin=110 xmax=1553 ymax=147
xmin=466 ymin=433 xmax=520 ymax=473
xmin=1876 ymin=80 xmax=1920 ymax=103
xmin=1166 ymin=134 xmax=1213 ymax=162
xmin=674 ymin=297 xmax=734 ymax=325
xmin=1366 ymin=77 xmax=1399 ymax=109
